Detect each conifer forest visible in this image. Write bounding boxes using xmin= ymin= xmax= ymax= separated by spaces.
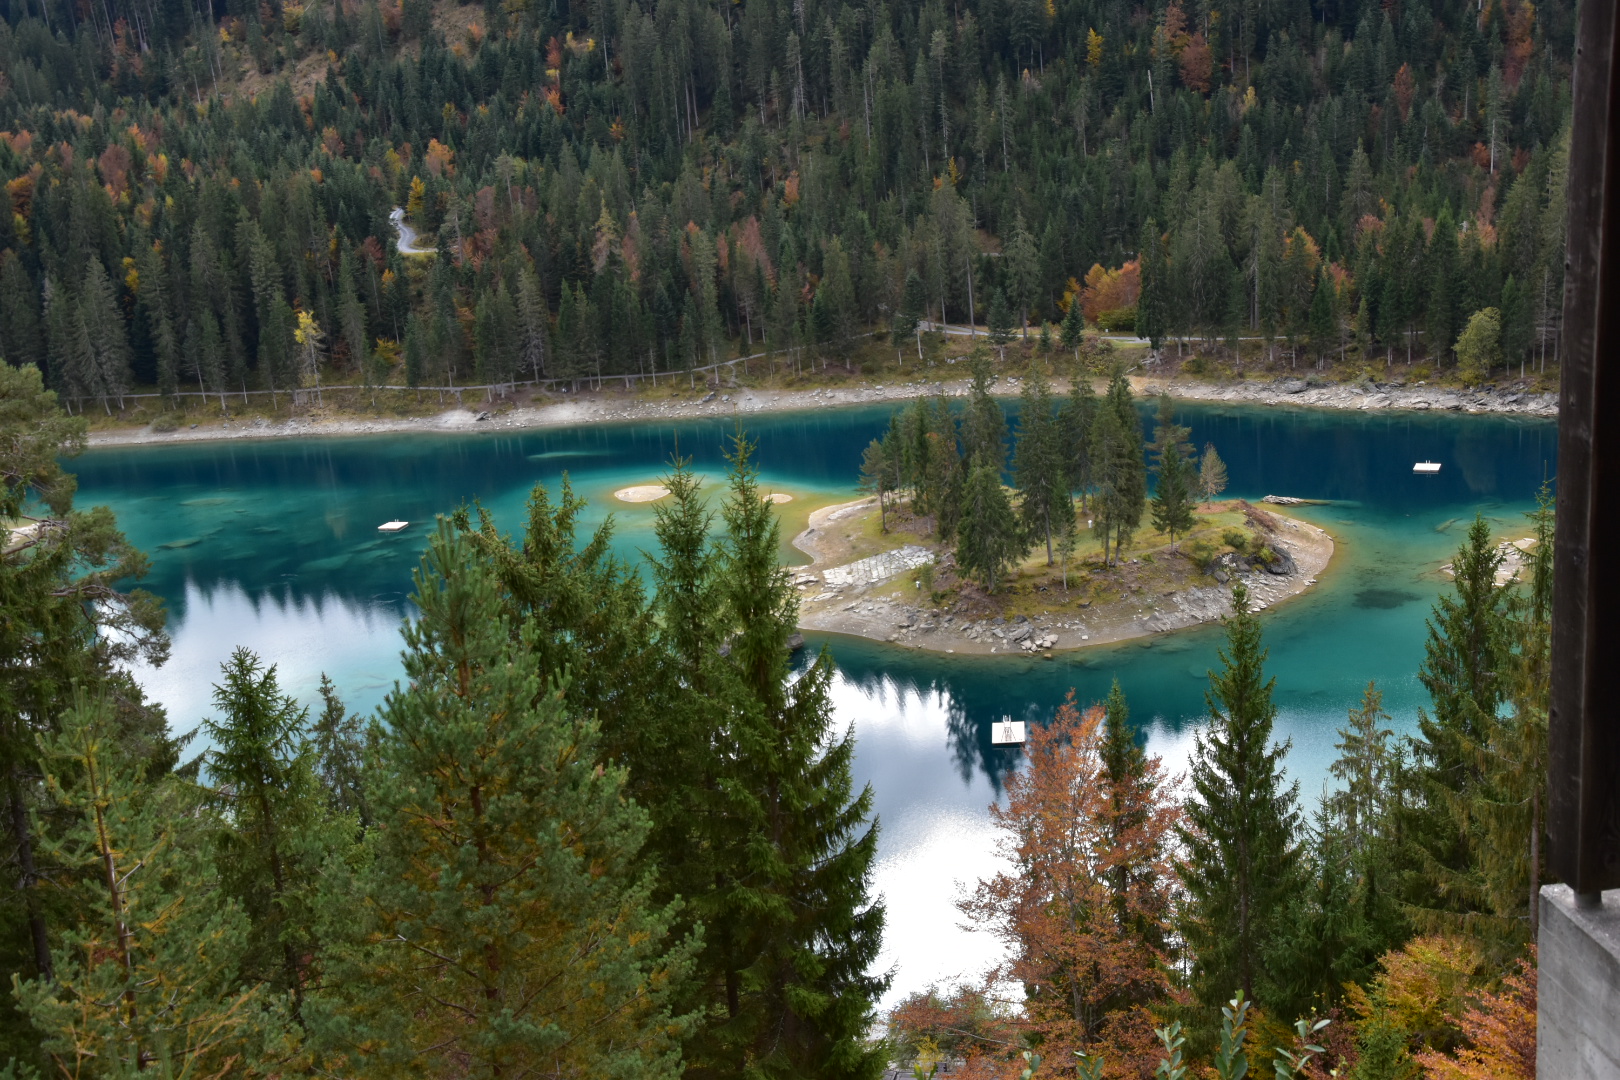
xmin=0 ymin=0 xmax=1574 ymax=1073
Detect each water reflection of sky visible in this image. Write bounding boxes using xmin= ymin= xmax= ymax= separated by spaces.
xmin=80 ymin=402 xmax=1558 ymax=1008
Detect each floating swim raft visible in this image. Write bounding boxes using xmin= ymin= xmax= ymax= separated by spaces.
xmin=990 ymin=717 xmax=1027 ymax=746
xmin=378 ymin=521 xmax=410 ymax=532
xmin=1413 ymin=461 xmax=1442 ymax=474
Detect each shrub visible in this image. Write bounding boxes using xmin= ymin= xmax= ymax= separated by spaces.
xmin=1221 ymin=528 xmax=1248 ymax=551
xmin=151 ymin=414 xmax=182 ymax=433
xmin=1183 ymin=355 xmax=1209 ymax=375
xmin=1187 ymin=539 xmax=1219 ymax=571
xmin=1093 ymin=307 xmax=1137 ymax=333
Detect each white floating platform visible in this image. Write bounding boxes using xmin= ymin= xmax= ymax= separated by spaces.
xmin=990 ymin=718 xmax=1027 ymax=746
xmin=378 ymin=521 xmax=410 ymax=532
xmin=1413 ymin=461 xmax=1442 ymax=474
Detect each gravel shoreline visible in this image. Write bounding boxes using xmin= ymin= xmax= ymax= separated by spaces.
xmin=85 ymin=375 xmax=1555 ymax=449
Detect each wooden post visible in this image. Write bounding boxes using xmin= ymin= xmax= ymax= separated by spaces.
xmin=1548 ymin=0 xmax=1620 ymax=903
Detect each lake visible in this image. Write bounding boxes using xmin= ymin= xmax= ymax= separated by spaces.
xmin=72 ymin=400 xmax=1557 ymax=1006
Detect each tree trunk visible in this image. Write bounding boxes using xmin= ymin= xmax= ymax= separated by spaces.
xmin=7 ymin=768 xmax=52 ymax=981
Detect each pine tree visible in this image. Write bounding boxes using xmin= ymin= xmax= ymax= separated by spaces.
xmin=310 ymin=673 xmax=369 ymax=824
xmin=1013 ymin=363 xmax=1073 ymax=564
xmin=957 ymin=462 xmax=1024 ymax=591
xmin=308 ymin=524 xmax=691 ymax=1078
xmin=1148 ymin=394 xmax=1196 ymax=548
xmin=1004 ymin=211 xmax=1041 ymax=338
xmin=202 ymin=649 xmax=338 ymax=1015
xmin=79 ymin=260 xmax=132 ymax=414
xmin=962 ymin=353 xmax=1007 ymax=469
xmin=1401 ymin=515 xmax=1513 ymax=939
xmin=1137 ymin=218 xmax=1168 ymax=353
xmin=0 ymin=253 xmax=45 ymax=373
xmin=1061 ymin=298 xmax=1086 ymax=351
xmin=1178 ymin=583 xmax=1303 ymax=1011
xmin=988 ymin=288 xmax=1016 ymax=357
xmin=1090 ymin=370 xmax=1145 ymax=565
xmin=860 ymin=436 xmax=895 ymax=531
xmin=1060 ymin=374 xmax=1098 ymax=509
xmin=704 ymin=435 xmax=888 ymax=1078
xmin=14 ymin=694 xmax=291 ymax=1076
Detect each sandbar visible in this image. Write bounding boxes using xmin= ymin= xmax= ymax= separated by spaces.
xmin=614 ymin=485 xmax=670 ymax=503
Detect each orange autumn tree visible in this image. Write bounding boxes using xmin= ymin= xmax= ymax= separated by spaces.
xmin=1079 ymin=261 xmax=1141 ymax=330
xmin=960 ymin=687 xmax=1180 ymax=1077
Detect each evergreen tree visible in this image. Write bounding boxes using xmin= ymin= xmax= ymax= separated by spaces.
xmin=860 ymin=437 xmax=896 ymax=531
xmin=1061 ymin=299 xmax=1086 ymax=351
xmin=1178 ymin=583 xmax=1303 ymax=1011
xmin=310 ymin=673 xmax=369 ymax=824
xmin=1060 ymin=374 xmax=1098 ymax=509
xmin=1137 ymin=218 xmax=1168 ymax=353
xmin=202 ymin=649 xmax=338 ymax=1015
xmin=308 ymin=525 xmax=691 ymax=1078
xmin=0 ymin=253 xmax=45 ymax=373
xmin=988 ymin=288 xmax=1015 ymax=357
xmin=961 ymin=353 xmax=1007 ymax=469
xmin=79 ymin=260 xmax=132 ymax=414
xmin=956 ymin=463 xmax=1024 ymax=592
xmin=14 ymin=695 xmax=292 ymax=1077
xmin=1148 ymin=394 xmax=1196 ymax=548
xmin=1012 ymin=363 xmax=1073 ymax=564
xmin=1090 ymin=370 xmax=1146 ymax=565
xmin=1401 ymin=515 xmax=1512 ymax=936
xmin=704 ymin=435 xmax=888 ymax=1078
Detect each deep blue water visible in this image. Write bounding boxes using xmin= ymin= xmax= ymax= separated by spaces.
xmin=71 ymin=399 xmax=1557 ymax=1003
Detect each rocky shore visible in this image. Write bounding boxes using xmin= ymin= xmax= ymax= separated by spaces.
xmin=792 ymin=501 xmax=1335 ymax=656
xmin=1149 ymin=376 xmax=1558 ymax=417
xmin=86 ymin=371 xmax=1554 ymax=448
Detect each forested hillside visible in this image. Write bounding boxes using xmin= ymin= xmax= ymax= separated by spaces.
xmin=0 ymin=0 xmax=1575 ymax=408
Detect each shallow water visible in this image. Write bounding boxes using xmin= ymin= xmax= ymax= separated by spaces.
xmin=73 ymin=401 xmax=1557 ymax=1004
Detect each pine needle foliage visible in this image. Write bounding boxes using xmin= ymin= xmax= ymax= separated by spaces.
xmin=307 ymin=524 xmax=692 ymax=1079
xmin=1178 ymin=583 xmax=1303 ymax=1013
xmin=13 ymin=694 xmax=291 ymax=1078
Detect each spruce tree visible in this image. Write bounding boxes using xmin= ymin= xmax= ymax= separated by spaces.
xmin=309 ymin=525 xmax=691 ymax=1078
xmin=703 ymin=435 xmax=888 ymax=1079
xmin=1060 ymin=373 xmax=1098 ymax=509
xmin=1148 ymin=394 xmax=1196 ymax=548
xmin=310 ymin=673 xmax=369 ymax=824
xmin=1012 ymin=363 xmax=1073 ymax=564
xmin=957 ymin=463 xmax=1024 ymax=592
xmin=1177 ymin=583 xmax=1303 ymax=1011
xmin=961 ymin=352 xmax=1007 ymax=469
xmin=202 ymin=649 xmax=339 ymax=1015
xmin=1137 ymin=218 xmax=1169 ymax=353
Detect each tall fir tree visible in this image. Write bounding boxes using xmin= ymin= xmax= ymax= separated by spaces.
xmin=1177 ymin=583 xmax=1303 ymax=1012
xmin=1012 ymin=363 xmax=1074 ymax=564
xmin=703 ymin=435 xmax=888 ymax=1079
xmin=1147 ymin=394 xmax=1196 ymax=548
xmin=957 ymin=462 xmax=1025 ymax=592
xmin=202 ymin=649 xmax=341 ymax=1016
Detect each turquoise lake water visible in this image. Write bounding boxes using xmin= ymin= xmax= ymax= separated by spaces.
xmin=72 ymin=401 xmax=1557 ymax=1004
